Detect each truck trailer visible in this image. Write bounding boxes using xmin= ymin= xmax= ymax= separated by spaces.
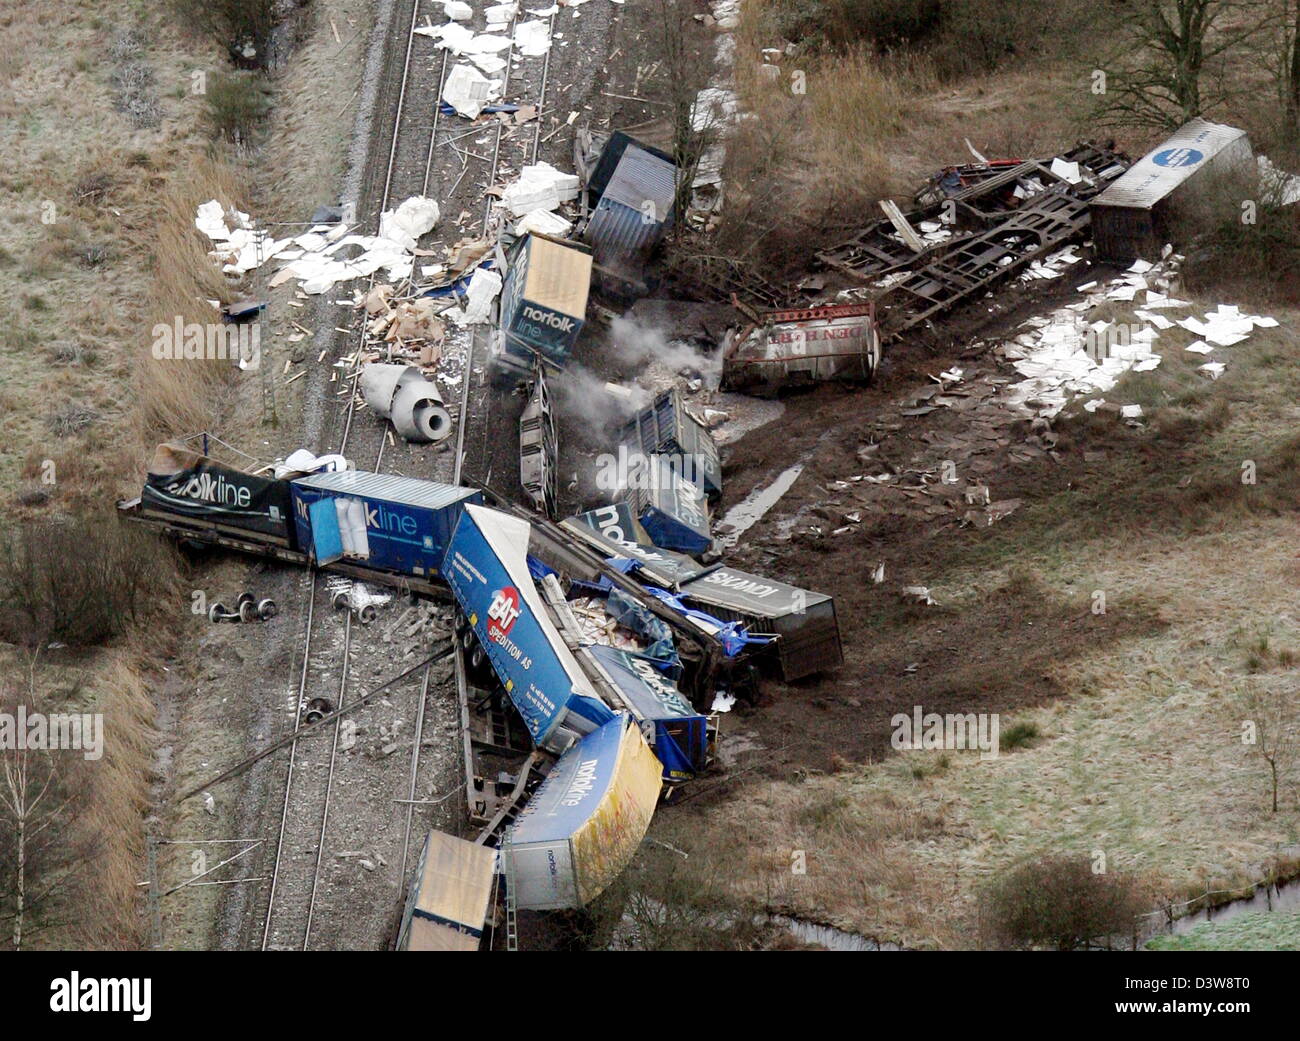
xmin=504 ymin=713 xmax=662 ymax=910
xmin=1089 ymin=119 xmax=1253 ymax=263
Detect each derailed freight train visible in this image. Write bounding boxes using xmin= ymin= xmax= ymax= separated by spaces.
xmin=122 ymin=441 xmax=841 ymax=928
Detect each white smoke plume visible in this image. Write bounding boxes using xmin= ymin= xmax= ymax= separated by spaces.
xmin=608 ymin=316 xmax=722 ymax=386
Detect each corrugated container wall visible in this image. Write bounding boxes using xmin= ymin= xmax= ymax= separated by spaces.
xmin=1090 ymin=119 xmax=1253 ymax=262
xmin=583 ymin=142 xmax=678 ymax=266
xmin=289 ymin=470 xmax=480 ymax=578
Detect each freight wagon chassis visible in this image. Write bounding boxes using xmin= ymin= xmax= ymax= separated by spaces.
xmin=816 ymin=142 xmax=1129 ymax=285
xmin=116 ymin=498 xmax=453 ymax=603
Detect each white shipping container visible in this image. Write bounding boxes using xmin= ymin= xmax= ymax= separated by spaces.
xmin=1090 ymin=119 xmax=1253 ymax=261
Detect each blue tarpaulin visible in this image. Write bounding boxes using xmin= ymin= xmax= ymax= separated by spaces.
xmin=642 ymin=587 xmax=771 ymax=658
xmin=604 ymin=588 xmax=679 ymax=669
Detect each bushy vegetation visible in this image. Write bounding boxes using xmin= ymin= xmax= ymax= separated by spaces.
xmin=979 ymin=855 xmax=1152 ymax=950
xmin=202 ymin=71 xmax=271 ymax=145
xmin=760 ymin=0 xmax=1084 ymax=79
xmin=0 ymin=515 xmax=178 ymax=649
xmin=170 ymin=0 xmax=278 ymax=67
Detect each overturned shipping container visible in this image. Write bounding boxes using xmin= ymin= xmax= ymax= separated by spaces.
xmin=494 ymin=232 xmax=593 ymax=373
xmin=582 ymin=132 xmax=678 ymax=269
xmin=563 ymin=503 xmax=710 ymax=587
xmin=723 ymin=302 xmax=881 ymax=392
xmin=587 ymin=644 xmax=710 ymax=781
xmin=397 ymin=831 xmax=497 ymax=951
xmin=289 ymin=471 xmax=480 ymax=578
xmin=1090 ymin=119 xmax=1252 ymax=263
xmin=679 ymin=565 xmax=841 ymax=681
xmin=622 ymin=455 xmax=712 ymax=556
xmin=140 ymin=443 xmax=296 ymax=547
xmin=445 ymin=504 xmax=616 ymax=753
xmin=505 ymin=713 xmax=662 ymax=910
xmin=619 ymin=388 xmax=721 ymax=500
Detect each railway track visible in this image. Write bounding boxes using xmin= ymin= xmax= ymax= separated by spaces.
xmin=256 ymin=0 xmax=562 ymax=950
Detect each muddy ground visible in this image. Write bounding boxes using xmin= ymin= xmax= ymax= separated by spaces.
xmin=709 ymin=269 xmax=1171 ymax=776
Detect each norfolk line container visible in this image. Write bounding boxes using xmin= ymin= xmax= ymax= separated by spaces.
xmin=494 ymin=232 xmax=594 ymax=373
xmin=679 ymin=565 xmax=842 ymax=681
xmin=618 ymin=388 xmax=722 ymax=500
xmin=1089 ymin=119 xmax=1253 ymax=263
xmin=140 ymin=442 xmax=297 ymax=547
xmin=563 ymin=503 xmax=710 ymax=587
xmin=289 ymin=470 xmax=481 ymax=579
xmin=622 ymin=454 xmax=712 ymax=556
xmin=505 ymin=713 xmax=662 ymax=910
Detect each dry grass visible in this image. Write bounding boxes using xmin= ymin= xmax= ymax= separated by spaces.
xmin=134 ymin=156 xmax=247 ymax=446
xmin=0 ymin=2 xmax=251 ymax=512
xmin=0 ymin=0 xmax=257 ymax=952
xmin=721 ymin=1 xmax=1100 ymax=277
xmin=75 ymin=657 xmax=162 ymax=948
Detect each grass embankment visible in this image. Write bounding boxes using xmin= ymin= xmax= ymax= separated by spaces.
xmin=0 ymin=1 xmax=262 ymax=949
xmin=1147 ymin=908 xmax=1300 ymax=951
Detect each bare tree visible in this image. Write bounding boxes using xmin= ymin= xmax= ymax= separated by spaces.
xmin=0 ymin=679 xmax=97 ymax=950
xmin=1238 ymin=679 xmax=1298 ymax=813
xmin=1281 ymin=0 xmax=1300 ymax=145
xmin=1093 ymin=0 xmax=1274 ymax=128
xmin=645 ymin=0 xmax=717 ymax=222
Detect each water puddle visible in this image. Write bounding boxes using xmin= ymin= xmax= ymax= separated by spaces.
xmin=715 ymin=464 xmax=805 ymax=549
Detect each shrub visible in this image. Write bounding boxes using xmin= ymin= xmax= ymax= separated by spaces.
xmin=171 ymin=0 xmax=278 ymax=67
xmin=0 ymin=515 xmax=179 ymax=649
xmin=979 ymin=854 xmax=1151 ymax=950
xmin=999 ymin=721 xmax=1040 ymax=752
xmin=202 ymin=71 xmax=270 ymax=144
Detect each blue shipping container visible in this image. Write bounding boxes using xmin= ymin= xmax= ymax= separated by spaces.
xmin=444 ymin=504 xmax=614 ymax=750
xmin=498 ymin=233 xmax=593 ymax=369
xmin=289 ymin=470 xmax=481 ymax=579
xmin=624 ymin=455 xmax=712 ymax=555
xmin=587 ymin=644 xmax=708 ymax=780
